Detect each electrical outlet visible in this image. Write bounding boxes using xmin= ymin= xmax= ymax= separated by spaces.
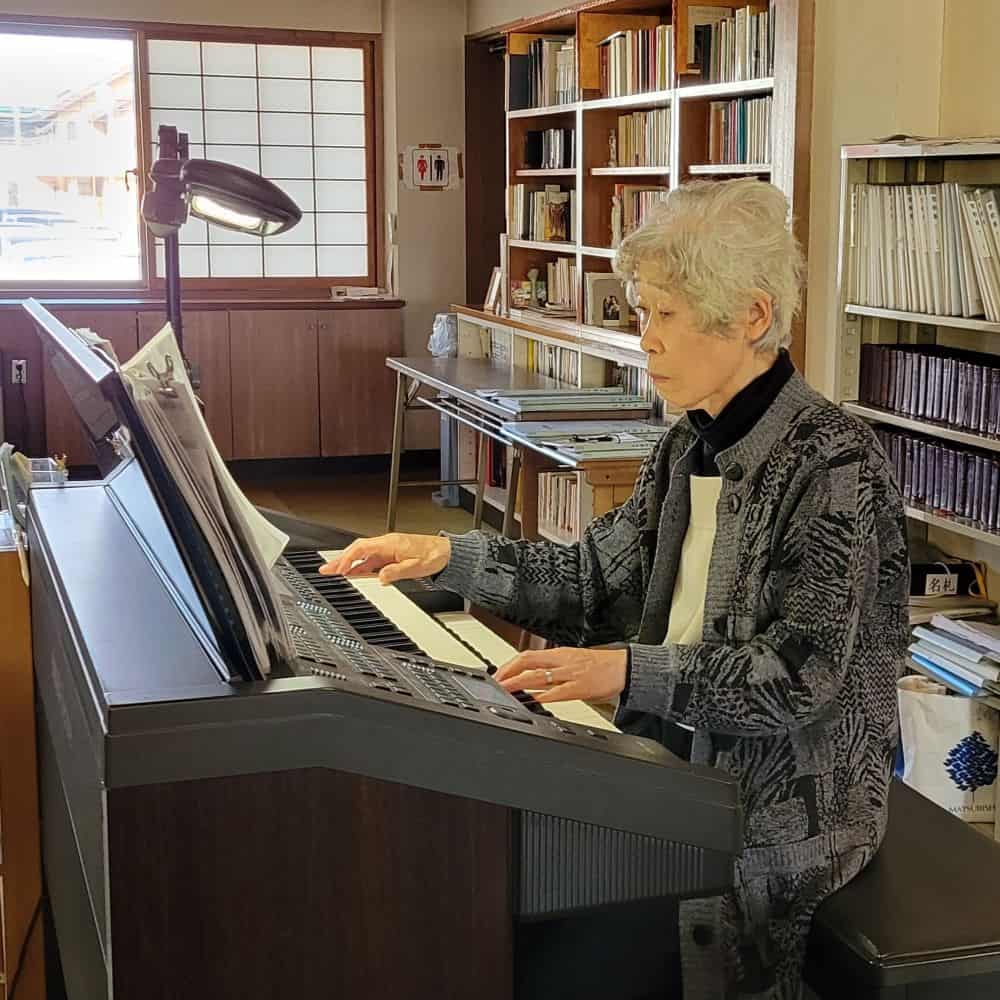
xmin=11 ymin=360 xmax=27 ymax=385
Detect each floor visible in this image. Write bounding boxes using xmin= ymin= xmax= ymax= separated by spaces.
xmin=235 ymin=457 xmax=474 ymax=539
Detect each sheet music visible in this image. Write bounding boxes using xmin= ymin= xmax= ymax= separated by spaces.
xmin=121 ymin=324 xmax=292 ymax=677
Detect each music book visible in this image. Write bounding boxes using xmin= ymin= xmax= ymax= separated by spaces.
xmin=120 ymin=323 xmax=291 ymax=677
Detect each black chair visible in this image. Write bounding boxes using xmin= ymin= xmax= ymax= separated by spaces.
xmin=806 ymin=780 xmax=1000 ymax=998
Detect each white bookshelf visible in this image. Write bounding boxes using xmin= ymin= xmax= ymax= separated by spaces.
xmin=833 ymin=140 xmax=1000 ymax=604
xmin=675 ymin=76 xmax=774 ymax=100
xmin=688 ymin=163 xmax=771 ymax=175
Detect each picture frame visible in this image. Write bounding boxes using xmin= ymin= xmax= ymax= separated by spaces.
xmin=584 ymin=272 xmax=630 ymax=329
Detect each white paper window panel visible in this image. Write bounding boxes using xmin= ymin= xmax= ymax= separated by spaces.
xmin=259 ymin=78 xmax=311 ymax=114
xmin=260 ymin=112 xmax=313 ymax=146
xmin=314 ymin=147 xmax=366 ymax=180
xmin=311 ymin=47 xmax=364 ymax=81
xmin=157 ymin=244 xmax=209 ymax=278
xmin=148 ymin=74 xmax=203 ymax=111
xmin=264 ymin=245 xmax=317 ymax=278
xmin=202 ymin=42 xmax=256 ymax=77
xmin=204 ymin=111 xmax=259 ymax=145
xmin=209 ymin=245 xmax=264 ymax=277
xmin=178 ymin=216 xmax=210 ymax=245
xmin=316 ymin=180 xmax=366 ymax=212
xmin=204 ymin=76 xmax=258 ymax=112
xmin=211 ymin=225 xmax=265 ymax=246
xmin=261 ymin=146 xmax=314 ymax=179
xmin=148 ymin=40 xmax=202 ymax=75
xmin=274 ymin=179 xmax=315 ymax=212
xmin=318 ymin=245 xmax=368 ymax=277
xmin=150 ymin=109 xmax=204 ymax=143
xmin=206 ymin=144 xmax=261 ymax=173
xmin=317 ymin=213 xmax=367 ymax=245
xmin=268 ymin=214 xmax=316 ymax=246
xmin=313 ymin=114 xmax=365 ymax=148
xmin=312 ymin=80 xmax=365 ymax=115
xmin=258 ymin=44 xmax=310 ymax=79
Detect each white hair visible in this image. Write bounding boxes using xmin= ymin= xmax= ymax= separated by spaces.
xmin=614 ymin=178 xmax=804 ymax=352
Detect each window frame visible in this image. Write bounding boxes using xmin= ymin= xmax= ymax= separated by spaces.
xmin=0 ymin=16 xmax=383 ymax=294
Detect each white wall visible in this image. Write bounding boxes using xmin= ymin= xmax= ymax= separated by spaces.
xmin=382 ymin=0 xmax=467 ymax=447
xmin=0 ymin=0 xmax=379 ymax=32
xmin=940 ymin=0 xmax=1000 ymax=136
xmin=804 ymin=0 xmax=945 ymax=396
xmin=467 ymin=0 xmax=549 ymax=35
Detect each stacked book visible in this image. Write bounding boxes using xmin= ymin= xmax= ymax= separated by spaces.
xmin=524 ymin=127 xmax=575 ymax=169
xmin=846 ymin=182 xmax=1000 ymax=320
xmin=874 ymin=426 xmax=1000 ymax=532
xmin=509 ymin=184 xmax=575 ymax=242
xmin=597 ymin=24 xmax=673 ymax=97
xmin=545 ymin=257 xmax=578 ymax=312
xmin=859 ymin=343 xmax=1000 ymax=435
xmin=611 ymin=184 xmax=669 ymax=246
xmin=616 ymin=107 xmax=671 ymax=167
xmin=509 ymin=35 xmax=577 ymax=108
xmin=910 ymin=616 xmax=1000 ymax=697
xmin=538 ymin=472 xmax=580 ymax=542
xmin=691 ymin=3 xmax=775 ymax=84
xmin=478 ymin=386 xmax=649 ymax=419
xmin=708 ymin=95 xmax=771 ymax=164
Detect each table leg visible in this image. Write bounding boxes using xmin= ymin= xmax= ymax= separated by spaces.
xmin=472 ymin=433 xmax=487 ymax=529
xmin=502 ymin=450 xmax=522 ymax=539
xmin=519 ymin=450 xmax=540 ymax=541
xmin=385 ymin=371 xmax=407 ymax=532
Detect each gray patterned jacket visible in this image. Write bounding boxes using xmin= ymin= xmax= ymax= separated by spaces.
xmin=437 ymin=371 xmax=910 ymax=999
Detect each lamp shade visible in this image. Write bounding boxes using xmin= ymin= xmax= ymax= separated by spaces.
xmin=179 ymin=159 xmax=302 ymax=237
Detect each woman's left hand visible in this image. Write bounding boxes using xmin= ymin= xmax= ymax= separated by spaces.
xmin=495 ymin=647 xmax=628 ymax=704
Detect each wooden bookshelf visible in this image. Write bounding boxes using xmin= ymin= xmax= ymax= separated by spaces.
xmin=460 ymin=0 xmax=813 ymax=538
xmin=688 ymin=162 xmax=771 ymax=174
xmin=468 ymin=0 xmax=813 ymax=370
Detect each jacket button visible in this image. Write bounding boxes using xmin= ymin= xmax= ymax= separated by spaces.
xmin=692 ymin=924 xmax=714 ymax=947
xmin=728 ymin=494 xmax=742 ymax=514
xmin=725 ymin=463 xmax=744 ymax=482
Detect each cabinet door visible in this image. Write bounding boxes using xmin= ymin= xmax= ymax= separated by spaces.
xmin=45 ymin=311 xmax=138 ymax=466
xmin=138 ymin=311 xmax=234 ymax=460
xmin=319 ymin=310 xmax=404 ymax=457
xmin=0 ymin=311 xmax=46 ymax=458
xmin=230 ymin=310 xmax=320 ymax=460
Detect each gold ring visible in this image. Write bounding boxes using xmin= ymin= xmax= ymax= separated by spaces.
xmin=545 ymin=669 xmax=554 ymax=685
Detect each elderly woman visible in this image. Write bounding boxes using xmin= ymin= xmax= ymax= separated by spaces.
xmin=325 ymin=178 xmax=910 ymax=999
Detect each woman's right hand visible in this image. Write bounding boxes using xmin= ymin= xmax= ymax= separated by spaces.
xmin=319 ymin=532 xmax=452 ymax=585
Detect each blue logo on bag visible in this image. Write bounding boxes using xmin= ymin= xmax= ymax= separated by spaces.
xmin=944 ymin=731 xmax=999 ymax=792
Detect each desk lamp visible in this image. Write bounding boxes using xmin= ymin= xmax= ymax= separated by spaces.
xmin=141 ymin=125 xmax=302 ymax=358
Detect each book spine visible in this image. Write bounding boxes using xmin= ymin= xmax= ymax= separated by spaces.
xmin=955 ymin=449 xmax=967 ymax=515
xmin=989 ymin=457 xmax=1000 ymax=531
xmin=944 ymin=446 xmax=956 ymax=513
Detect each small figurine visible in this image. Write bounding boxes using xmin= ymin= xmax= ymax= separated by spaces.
xmin=608 ymin=130 xmax=618 ymax=168
xmin=527 ymin=267 xmax=540 ymax=305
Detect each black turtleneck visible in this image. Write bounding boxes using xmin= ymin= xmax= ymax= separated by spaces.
xmin=686 ymin=349 xmax=794 ymax=475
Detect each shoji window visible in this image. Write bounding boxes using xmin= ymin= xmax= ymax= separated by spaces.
xmin=145 ymin=34 xmax=375 ymax=284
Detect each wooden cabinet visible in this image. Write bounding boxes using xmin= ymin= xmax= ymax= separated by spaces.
xmin=319 ymin=310 xmax=403 ymax=457
xmin=44 ymin=311 xmax=139 ymax=467
xmin=0 ymin=311 xmax=45 ymax=458
xmin=138 ymin=311 xmax=234 ymax=460
xmin=230 ymin=310 xmax=320 ymax=460
xmin=0 ymin=544 xmax=45 ymax=999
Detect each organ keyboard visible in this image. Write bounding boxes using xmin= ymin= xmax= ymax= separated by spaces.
xmin=286 ymin=548 xmax=618 ymax=732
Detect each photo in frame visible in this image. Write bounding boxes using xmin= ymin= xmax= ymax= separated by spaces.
xmin=584 ymin=272 xmax=630 ymax=329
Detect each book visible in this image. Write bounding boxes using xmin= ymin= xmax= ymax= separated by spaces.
xmin=598 ymin=23 xmax=673 ymax=98
xmin=689 ymin=2 xmax=775 ymax=83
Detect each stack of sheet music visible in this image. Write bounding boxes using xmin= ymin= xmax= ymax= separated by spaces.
xmin=477 ymin=386 xmax=650 ymax=420
xmin=501 ymin=418 xmax=673 ymax=463
xmin=120 ymin=324 xmax=292 ymax=678
xmin=910 ymin=615 xmax=1000 ymax=697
